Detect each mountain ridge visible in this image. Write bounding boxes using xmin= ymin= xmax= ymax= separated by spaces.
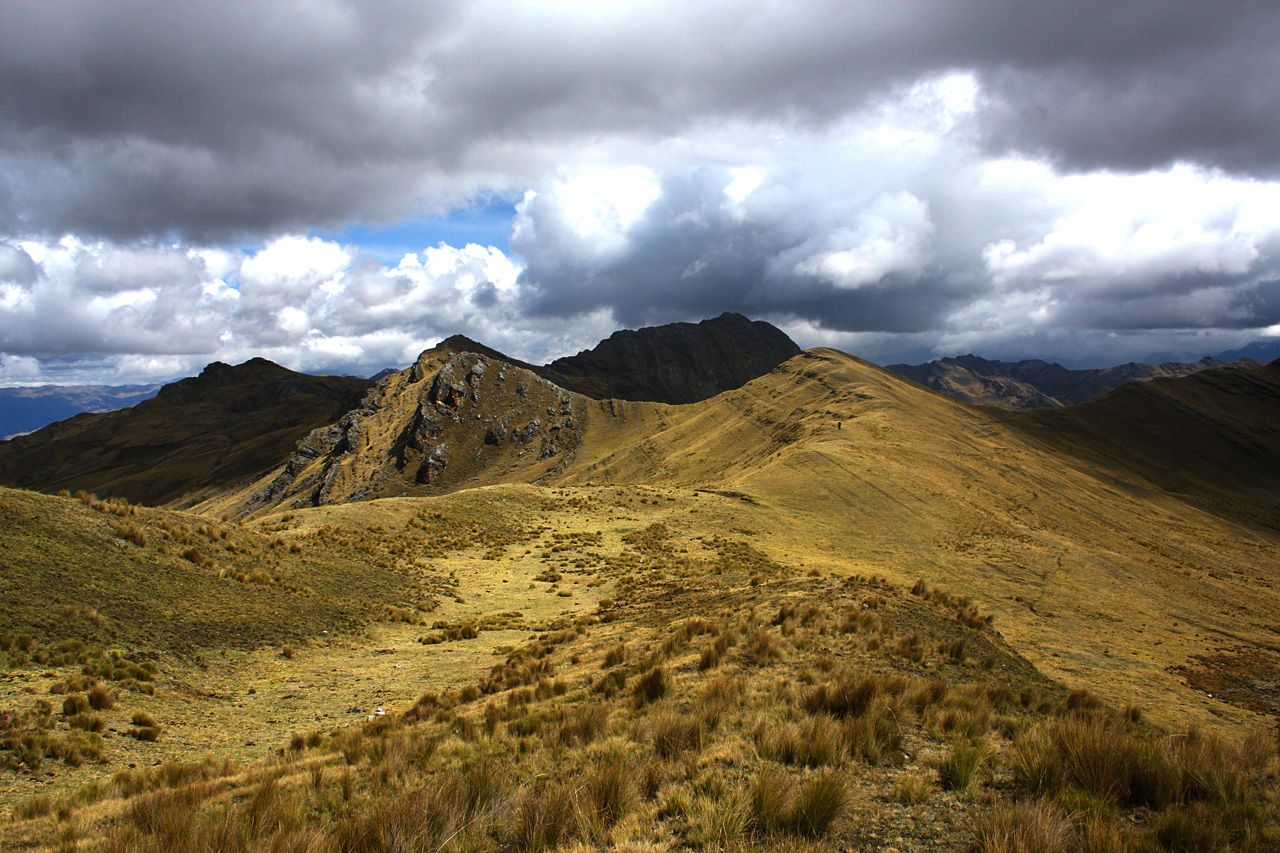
xmin=887 ymin=352 xmax=1266 ymax=409
xmin=0 ymin=359 xmax=372 ymax=506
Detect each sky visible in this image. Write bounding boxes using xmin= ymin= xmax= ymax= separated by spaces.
xmin=3 ymin=1 xmax=1280 ymax=386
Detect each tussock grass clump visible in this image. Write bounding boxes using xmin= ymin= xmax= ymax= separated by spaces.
xmin=632 ymin=665 xmax=671 ymax=706
xmin=583 ymin=750 xmax=638 ymax=829
xmin=113 ymin=522 xmax=148 ymax=547
xmin=62 ymin=693 xmax=91 ymax=716
xmin=650 ymin=705 xmax=704 ymax=758
xmin=747 ymin=629 xmax=784 ymax=665
xmin=749 ymin=765 xmax=848 ymax=838
xmin=843 ymin=696 xmax=908 ymax=764
xmin=754 ymin=714 xmax=844 ymax=768
xmin=971 ymin=800 xmax=1074 ymax=853
xmin=555 ymin=703 xmax=610 ymax=747
xmin=603 ymin=642 xmax=626 ymax=668
xmin=801 ymin=668 xmax=885 ymax=718
xmin=12 ymin=793 xmax=53 ymax=821
xmin=937 ymin=739 xmax=989 ymax=793
xmin=892 ymin=771 xmax=936 ymax=804
xmin=88 ymin=682 xmax=115 ymax=710
xmin=513 ymin=780 xmax=577 ymax=853
xmin=69 ymin=712 xmax=104 ymax=732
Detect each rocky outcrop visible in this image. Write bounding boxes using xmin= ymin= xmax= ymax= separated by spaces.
xmin=541 ymin=312 xmax=800 ymax=404
xmin=887 ymin=354 xmax=1267 ymax=410
xmin=244 ymin=342 xmax=585 ymax=512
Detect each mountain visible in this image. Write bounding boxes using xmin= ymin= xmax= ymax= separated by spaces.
xmin=1212 ymin=338 xmax=1280 ymax=364
xmin=886 ymin=353 xmax=1265 ymax=409
xmin=0 ymin=358 xmax=371 ymax=507
xmin=0 ymin=383 xmax=161 ymax=439
xmin=223 ymin=336 xmax=601 ymax=515
xmin=0 ymin=317 xmax=800 ymax=511
xmin=1003 ymin=358 xmax=1280 ymax=530
xmin=541 ymin=312 xmax=801 ymax=404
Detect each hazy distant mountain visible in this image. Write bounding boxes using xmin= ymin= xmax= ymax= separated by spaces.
xmin=0 ymin=383 xmax=161 ymax=439
xmin=1212 ymin=339 xmax=1280 ymax=364
xmin=885 ymin=353 xmax=1265 ymax=409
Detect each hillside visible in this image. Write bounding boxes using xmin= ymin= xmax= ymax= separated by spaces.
xmin=1002 ymin=359 xmax=1280 ymax=529
xmin=887 ymin=353 xmax=1265 ymax=409
xmin=0 ymin=384 xmax=162 ymax=440
xmin=0 ymin=359 xmax=371 ymax=507
xmin=201 ymin=345 xmax=1280 ymax=730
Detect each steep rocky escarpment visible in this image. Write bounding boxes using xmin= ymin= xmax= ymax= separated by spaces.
xmin=241 ymin=341 xmax=586 ymax=513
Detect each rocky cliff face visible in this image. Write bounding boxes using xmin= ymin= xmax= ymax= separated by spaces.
xmin=887 ymin=354 xmax=1267 ymax=409
xmin=541 ymin=312 xmax=801 ymax=404
xmin=243 ymin=340 xmax=585 ymax=512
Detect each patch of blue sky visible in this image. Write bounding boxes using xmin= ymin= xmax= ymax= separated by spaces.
xmin=313 ymin=196 xmax=519 ymax=265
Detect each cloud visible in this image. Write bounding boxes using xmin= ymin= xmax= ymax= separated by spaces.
xmin=4 ymin=2 xmax=1280 ymax=379
xmin=0 ymin=233 xmax=625 ymax=381
xmin=3 ymin=2 xmax=1280 ymax=242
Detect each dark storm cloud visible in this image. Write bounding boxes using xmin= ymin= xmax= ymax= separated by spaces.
xmin=2 ymin=1 xmax=1279 ymax=241
xmin=4 ymin=1 xmax=1280 ymax=383
xmin=514 ymin=168 xmax=972 ymax=333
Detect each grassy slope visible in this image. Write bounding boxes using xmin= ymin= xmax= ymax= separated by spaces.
xmin=4 ymin=480 xmax=1276 ymax=851
xmin=0 ymin=361 xmax=370 ymax=508
xmin=1001 ymin=360 xmax=1280 ymax=530
xmin=544 ymin=351 xmax=1280 ymax=726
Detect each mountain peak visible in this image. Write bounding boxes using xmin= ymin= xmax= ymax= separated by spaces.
xmin=544 ymin=313 xmax=800 ymax=404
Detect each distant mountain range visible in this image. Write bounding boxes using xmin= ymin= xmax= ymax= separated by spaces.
xmin=0 ymin=383 xmax=162 ymax=439
xmin=886 ymin=353 xmax=1268 ymax=409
